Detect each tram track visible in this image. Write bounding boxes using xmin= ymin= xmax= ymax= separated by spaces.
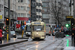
xmin=13 ymin=40 xmax=45 ymax=49
xmin=41 ymin=40 xmax=57 ymax=50
xmin=41 ymin=40 xmax=63 ymax=50
xmin=54 ymin=40 xmax=64 ymax=50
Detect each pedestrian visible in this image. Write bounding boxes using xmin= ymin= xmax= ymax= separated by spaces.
xmin=0 ymin=27 xmax=2 ymax=44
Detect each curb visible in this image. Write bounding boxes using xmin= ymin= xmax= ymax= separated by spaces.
xmin=0 ymin=40 xmax=28 ymax=47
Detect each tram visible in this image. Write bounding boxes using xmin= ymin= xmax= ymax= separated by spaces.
xmin=31 ymin=21 xmax=46 ymax=40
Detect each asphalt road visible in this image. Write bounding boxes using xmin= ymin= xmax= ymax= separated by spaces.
xmin=0 ymin=36 xmax=67 ymax=50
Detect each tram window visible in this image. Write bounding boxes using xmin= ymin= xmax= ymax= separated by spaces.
xmin=33 ymin=25 xmax=44 ymax=31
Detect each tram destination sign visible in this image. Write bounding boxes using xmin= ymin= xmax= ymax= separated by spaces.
xmin=34 ymin=22 xmax=41 ymax=24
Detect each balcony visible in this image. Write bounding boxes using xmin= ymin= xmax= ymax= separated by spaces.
xmin=36 ymin=12 xmax=42 ymax=16
xmin=36 ymin=6 xmax=42 ymax=9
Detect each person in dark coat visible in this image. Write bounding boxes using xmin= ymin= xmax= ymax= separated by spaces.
xmin=0 ymin=27 xmax=2 ymax=44
xmin=72 ymin=27 xmax=75 ymax=46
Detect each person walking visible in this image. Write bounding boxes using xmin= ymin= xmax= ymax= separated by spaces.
xmin=0 ymin=27 xmax=2 ymax=44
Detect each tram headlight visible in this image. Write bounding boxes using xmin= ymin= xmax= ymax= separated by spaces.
xmin=37 ymin=33 xmax=38 ymax=34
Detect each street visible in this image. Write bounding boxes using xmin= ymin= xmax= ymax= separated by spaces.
xmin=0 ymin=0 xmax=75 ymax=50
xmin=0 ymin=36 xmax=70 ymax=50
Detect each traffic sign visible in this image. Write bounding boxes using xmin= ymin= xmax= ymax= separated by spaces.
xmin=66 ymin=16 xmax=73 ymax=18
xmin=22 ymin=25 xmax=25 ymax=30
xmin=16 ymin=24 xmax=21 ymax=28
xmin=66 ymin=16 xmax=73 ymax=21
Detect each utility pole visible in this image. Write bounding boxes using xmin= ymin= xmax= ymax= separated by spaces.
xmin=70 ymin=0 xmax=71 ymax=16
xmin=55 ymin=0 xmax=57 ymax=26
xmin=7 ymin=0 xmax=10 ymax=40
xmin=70 ymin=0 xmax=74 ymax=16
xmin=69 ymin=0 xmax=74 ymax=46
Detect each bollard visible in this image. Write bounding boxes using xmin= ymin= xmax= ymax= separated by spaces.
xmin=7 ymin=34 xmax=9 ymax=41
xmin=22 ymin=30 xmax=24 ymax=38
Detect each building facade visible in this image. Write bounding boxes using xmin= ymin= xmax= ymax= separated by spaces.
xmin=31 ymin=0 xmax=42 ymax=21
xmin=73 ymin=0 xmax=75 ymax=18
xmin=15 ymin=0 xmax=30 ymax=24
xmin=42 ymin=0 xmax=51 ymax=25
xmin=0 ymin=0 xmax=4 ymax=23
xmin=42 ymin=0 xmax=70 ymax=27
xmin=4 ymin=0 xmax=17 ymax=30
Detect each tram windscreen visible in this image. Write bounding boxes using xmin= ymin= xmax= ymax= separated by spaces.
xmin=33 ymin=25 xmax=44 ymax=31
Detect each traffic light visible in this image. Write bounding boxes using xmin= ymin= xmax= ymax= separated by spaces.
xmin=66 ymin=24 xmax=71 ymax=28
xmin=66 ymin=24 xmax=69 ymax=27
xmin=71 ymin=18 xmax=74 ymax=26
xmin=6 ymin=26 xmax=9 ymax=33
xmin=6 ymin=18 xmax=9 ymax=25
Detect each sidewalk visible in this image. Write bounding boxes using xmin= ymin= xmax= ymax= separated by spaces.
xmin=64 ymin=36 xmax=75 ymax=50
xmin=0 ymin=38 xmax=28 ymax=47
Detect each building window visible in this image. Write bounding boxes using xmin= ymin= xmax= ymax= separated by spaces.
xmin=43 ymin=19 xmax=49 ymax=23
xmin=21 ymin=6 xmax=25 ymax=10
xmin=18 ymin=6 xmax=20 ymax=10
xmin=42 ymin=3 xmax=49 ymax=7
xmin=21 ymin=0 xmax=23 ymax=2
xmin=17 ymin=13 xmax=25 ymax=17
xmin=0 ymin=4 xmax=3 ymax=12
xmin=27 ymin=0 xmax=30 ymax=4
xmin=42 ymin=14 xmax=49 ymax=18
xmin=27 ymin=14 xmax=30 ymax=17
xmin=18 ymin=13 xmax=20 ymax=17
xmin=18 ymin=6 xmax=25 ymax=10
xmin=21 ymin=13 xmax=24 ymax=17
xmin=43 ymin=8 xmax=47 ymax=12
xmin=18 ymin=0 xmax=20 ymax=2
xmin=27 ymin=7 xmax=30 ymax=11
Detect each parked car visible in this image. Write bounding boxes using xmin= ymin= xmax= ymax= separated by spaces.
xmin=2 ymin=30 xmax=6 ymax=39
xmin=10 ymin=31 xmax=16 ymax=38
xmin=2 ymin=29 xmax=7 ymax=39
xmin=52 ymin=28 xmax=65 ymax=38
xmin=55 ymin=32 xmax=65 ymax=38
xmin=52 ymin=28 xmax=60 ymax=36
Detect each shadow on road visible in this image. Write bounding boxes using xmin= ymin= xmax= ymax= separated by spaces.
xmin=32 ymin=38 xmax=45 ymax=41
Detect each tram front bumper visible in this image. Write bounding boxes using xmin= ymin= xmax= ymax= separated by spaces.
xmin=31 ymin=35 xmax=45 ymax=39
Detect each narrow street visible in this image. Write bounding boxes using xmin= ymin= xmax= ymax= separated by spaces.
xmin=0 ymin=36 xmax=68 ymax=50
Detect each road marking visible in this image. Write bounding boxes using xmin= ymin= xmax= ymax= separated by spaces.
xmin=66 ymin=39 xmax=69 ymax=47
xmin=66 ymin=35 xmax=69 ymax=47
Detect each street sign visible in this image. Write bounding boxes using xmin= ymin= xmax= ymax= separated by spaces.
xmin=66 ymin=16 xmax=73 ymax=18
xmin=22 ymin=25 xmax=25 ymax=30
xmin=16 ymin=24 xmax=21 ymax=28
xmin=17 ymin=17 xmax=29 ymax=21
xmin=0 ymin=15 xmax=2 ymax=19
xmin=66 ymin=16 xmax=73 ymax=21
